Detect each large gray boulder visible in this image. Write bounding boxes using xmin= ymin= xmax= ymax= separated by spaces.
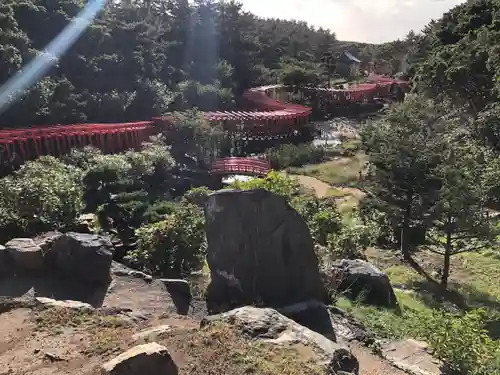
xmin=5 ymin=238 xmax=44 ymax=271
xmin=33 ymin=231 xmax=63 ymax=255
xmin=330 ymin=259 xmax=398 ymax=308
xmin=204 ymin=189 xmax=326 ymax=313
xmin=202 ymin=306 xmax=359 ymax=374
xmin=47 ymin=232 xmax=114 ymax=284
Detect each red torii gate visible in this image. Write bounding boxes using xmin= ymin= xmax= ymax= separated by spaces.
xmin=0 ymin=75 xmax=407 ymax=174
xmin=0 ymin=121 xmax=154 ymax=162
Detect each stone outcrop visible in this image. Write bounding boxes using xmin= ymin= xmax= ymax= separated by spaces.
xmin=381 ymin=339 xmax=443 ymax=375
xmin=159 ymin=279 xmax=192 ymax=300
xmin=132 ymin=325 xmax=171 ymax=343
xmin=4 ymin=238 xmax=44 ymax=271
xmin=101 ymin=342 xmax=178 ymax=375
xmin=33 ymin=231 xmax=63 ymax=255
xmin=35 ymin=297 xmax=94 ymax=311
xmin=329 ymin=259 xmax=398 ymax=308
xmin=47 ymin=232 xmax=114 ymax=284
xmin=1 ymin=232 xmax=114 ymax=286
xmin=202 ymin=306 xmax=359 ymax=374
xmin=204 ymin=189 xmax=325 ymax=313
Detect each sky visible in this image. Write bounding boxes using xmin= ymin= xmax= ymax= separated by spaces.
xmin=239 ymin=0 xmax=466 ymax=43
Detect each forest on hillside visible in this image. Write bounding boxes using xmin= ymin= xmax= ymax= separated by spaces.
xmin=0 ymin=0 xmax=412 ymax=127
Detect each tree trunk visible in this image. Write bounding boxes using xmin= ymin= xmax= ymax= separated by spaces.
xmin=441 ymin=230 xmax=452 ymax=289
xmin=401 ymin=195 xmax=412 ymax=261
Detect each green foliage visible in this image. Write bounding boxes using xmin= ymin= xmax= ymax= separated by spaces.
xmin=411 ymin=0 xmax=500 ymax=114
xmin=277 ymin=59 xmax=322 ymax=87
xmin=228 ymin=171 xmax=301 ymax=200
xmin=426 ymin=142 xmax=500 ymax=286
xmin=127 ymin=203 xmax=206 ymax=277
xmin=339 ymin=295 xmax=500 ymax=375
xmin=0 ymin=156 xmax=83 ymax=236
xmin=326 ymin=220 xmax=374 ymax=261
xmin=63 ymin=146 xmax=104 ymax=170
xmin=361 ymin=96 xmax=448 ymax=258
xmin=417 ymin=309 xmax=500 ymax=375
xmin=266 ymin=143 xmax=327 ymax=169
xmin=81 ymin=139 xmax=175 ymax=212
xmin=140 ymin=200 xmax=179 ymax=225
xmin=182 ymin=187 xmax=214 ymax=206
xmin=291 ymin=195 xmax=342 ymax=246
xmin=167 ymin=109 xmax=224 ymax=163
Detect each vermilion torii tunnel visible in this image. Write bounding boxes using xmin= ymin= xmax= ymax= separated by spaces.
xmin=0 ymin=75 xmax=408 ymax=176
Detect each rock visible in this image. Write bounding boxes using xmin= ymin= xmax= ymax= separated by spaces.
xmin=381 ymin=339 xmax=442 ymax=375
xmin=48 ymin=232 xmax=114 ymax=284
xmin=279 ymin=300 xmax=336 ymax=341
xmin=330 ymin=259 xmax=398 ymax=308
xmin=0 ymin=245 xmax=13 ymax=277
xmin=158 ymin=279 xmax=192 ymax=315
xmin=328 ymin=307 xmax=373 ymax=345
xmin=44 ymin=352 xmax=65 ymax=362
xmin=0 ymin=296 xmax=37 ymax=313
xmin=33 ymin=231 xmax=63 ymax=255
xmin=132 ymin=325 xmax=171 ymax=343
xmin=159 ymin=279 xmax=191 ymax=299
xmin=35 ymin=297 xmax=94 ymax=311
xmin=204 ymin=189 xmax=325 ymax=313
xmin=111 ymin=262 xmax=153 ymax=282
xmin=202 ymin=306 xmax=358 ymax=374
xmin=101 ymin=342 xmax=178 ymax=375
xmin=75 ymin=213 xmax=98 ymax=234
xmin=5 ymin=238 xmax=44 ymax=271
xmin=326 ymin=349 xmax=360 ymax=374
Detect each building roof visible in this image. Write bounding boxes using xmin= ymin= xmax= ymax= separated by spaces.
xmin=339 ymin=51 xmax=361 ymax=64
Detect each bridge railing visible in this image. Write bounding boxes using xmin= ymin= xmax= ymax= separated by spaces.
xmin=209 ymin=157 xmax=270 ymax=176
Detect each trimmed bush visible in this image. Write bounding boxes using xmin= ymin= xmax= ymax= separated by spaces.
xmin=127 ymin=203 xmax=206 ymax=277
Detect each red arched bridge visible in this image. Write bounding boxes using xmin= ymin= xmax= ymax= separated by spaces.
xmin=209 ymin=157 xmax=270 ymax=177
xmin=0 ymin=75 xmax=407 ymax=176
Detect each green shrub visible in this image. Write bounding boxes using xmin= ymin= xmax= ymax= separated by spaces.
xmin=112 ymin=191 xmax=149 ymax=203
xmin=228 ymin=171 xmax=301 ymax=200
xmin=291 ymin=195 xmax=342 ymax=246
xmin=127 ymin=203 xmax=206 ymax=277
xmin=266 ymin=143 xmax=326 ymax=169
xmin=81 ymin=139 xmax=176 ymax=211
xmin=63 ymin=146 xmax=103 ymax=170
xmin=0 ymin=156 xmax=84 ymax=237
xmin=326 ymin=221 xmax=375 ymax=261
xmin=416 ymin=309 xmax=500 ymax=375
xmin=182 ymin=186 xmax=214 ymax=206
xmin=141 ymin=200 xmax=179 ymax=224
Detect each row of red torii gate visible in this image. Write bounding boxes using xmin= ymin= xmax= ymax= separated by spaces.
xmin=0 ymin=74 xmax=408 ymax=176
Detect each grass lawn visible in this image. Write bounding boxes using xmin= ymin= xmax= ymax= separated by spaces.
xmin=338 ymin=246 xmax=500 ymax=341
xmin=336 ymin=291 xmax=431 ymax=340
xmin=288 ymin=151 xmax=368 ymax=186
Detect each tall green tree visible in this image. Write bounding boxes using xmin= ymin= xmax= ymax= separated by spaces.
xmin=361 ymin=95 xmax=444 ymax=259
xmin=426 ymin=143 xmax=499 ymax=287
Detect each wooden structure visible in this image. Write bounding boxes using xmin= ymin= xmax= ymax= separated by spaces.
xmin=0 ymin=75 xmax=407 ymax=176
xmin=209 ymin=157 xmax=270 ymax=177
xmin=336 ymin=51 xmax=362 ymax=78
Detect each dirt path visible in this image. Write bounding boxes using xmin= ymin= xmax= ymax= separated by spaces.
xmin=0 ymin=306 xmax=408 ymax=375
xmin=293 ymin=174 xmax=333 ymax=198
xmin=282 ymin=172 xmax=366 ymax=203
